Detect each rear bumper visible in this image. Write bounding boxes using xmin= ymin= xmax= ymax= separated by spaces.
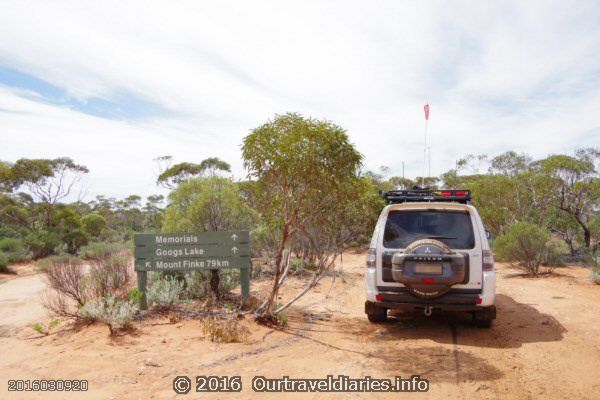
xmin=366 ymin=300 xmax=485 ymax=313
xmin=366 ymin=285 xmax=495 ymax=314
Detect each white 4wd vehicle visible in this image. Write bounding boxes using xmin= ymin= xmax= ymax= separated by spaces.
xmin=365 ymin=189 xmax=496 ymax=327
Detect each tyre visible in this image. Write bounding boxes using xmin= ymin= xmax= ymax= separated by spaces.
xmin=472 ymin=317 xmax=492 ymax=328
xmin=392 ymin=238 xmax=467 ymax=299
xmin=367 ymin=308 xmax=388 ymax=323
xmin=472 ymin=306 xmax=496 ymax=328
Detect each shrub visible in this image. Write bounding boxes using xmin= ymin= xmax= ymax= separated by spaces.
xmin=591 ymin=271 xmax=600 ymax=285
xmin=127 ymin=287 xmax=143 ymax=305
xmin=0 ymin=237 xmax=27 ymax=254
xmin=494 ymin=222 xmax=562 ymax=275
xmin=147 ymin=276 xmax=184 ymax=311
xmin=86 ymin=261 xmax=133 ymax=299
xmin=32 ymin=319 xmax=61 ymax=336
xmin=219 ymin=269 xmax=241 ymax=293
xmin=168 ymin=269 xmax=241 ymax=300
xmin=104 ymin=254 xmax=130 ymax=268
xmin=43 ymin=257 xmax=87 ymax=307
xmin=582 ymin=249 xmax=599 ymax=270
xmin=202 ymin=312 xmax=249 ymax=343
xmin=81 ymin=214 xmax=107 ymax=238
xmin=584 ymin=249 xmax=600 ymax=284
xmin=33 ymin=322 xmax=45 ymax=335
xmin=183 ymin=270 xmax=208 ymax=299
xmin=25 ymin=230 xmax=61 ymax=259
xmin=42 ymin=256 xmax=132 ymax=318
xmin=78 ymin=241 xmax=123 ymax=261
xmin=36 ymin=254 xmax=82 ymax=270
xmin=79 ymin=296 xmax=137 ymax=335
xmin=60 ymin=229 xmax=89 ymax=255
xmin=541 ymin=237 xmax=567 ymax=268
xmin=0 ymin=252 xmax=9 ymax=273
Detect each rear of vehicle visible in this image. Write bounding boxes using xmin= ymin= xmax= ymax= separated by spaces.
xmin=365 ymin=189 xmax=496 ymax=327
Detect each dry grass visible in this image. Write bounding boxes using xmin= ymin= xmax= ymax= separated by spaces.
xmin=202 ymin=314 xmax=249 ymax=343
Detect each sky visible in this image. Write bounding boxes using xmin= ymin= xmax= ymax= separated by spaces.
xmin=1 ymin=1 xmax=599 ymax=201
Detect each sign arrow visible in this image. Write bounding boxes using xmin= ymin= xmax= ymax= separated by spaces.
xmin=145 ymin=262 xmax=151 ymax=269
xmin=231 ymin=233 xmax=238 ymax=241
xmin=232 ymin=246 xmax=238 ymax=254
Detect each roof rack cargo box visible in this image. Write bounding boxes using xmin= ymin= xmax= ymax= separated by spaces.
xmin=380 ymin=189 xmax=471 ymax=204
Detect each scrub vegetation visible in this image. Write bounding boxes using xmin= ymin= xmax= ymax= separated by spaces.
xmin=1 ymin=113 xmax=599 ymax=328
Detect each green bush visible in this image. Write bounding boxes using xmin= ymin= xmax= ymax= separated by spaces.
xmin=147 ymin=276 xmax=184 ymax=311
xmin=0 ymin=237 xmax=29 ymax=264
xmin=494 ymin=222 xmax=563 ymax=275
xmin=81 ymin=214 xmax=107 ymax=238
xmin=0 ymin=237 xmax=23 ymax=253
xmin=78 ymin=242 xmax=122 ymax=260
xmin=60 ymin=229 xmax=89 ymax=255
xmin=0 ymin=252 xmax=9 ymax=273
xmin=541 ymin=237 xmax=567 ymax=267
xmin=25 ymin=230 xmax=61 ymax=259
xmin=127 ymin=287 xmax=143 ymax=305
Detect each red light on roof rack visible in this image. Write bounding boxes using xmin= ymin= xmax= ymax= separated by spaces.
xmin=455 ymin=190 xmax=468 ymax=197
xmin=440 ymin=190 xmax=452 ymax=197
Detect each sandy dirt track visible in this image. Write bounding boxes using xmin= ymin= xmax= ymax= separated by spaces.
xmin=1 ymin=251 xmax=599 ymax=399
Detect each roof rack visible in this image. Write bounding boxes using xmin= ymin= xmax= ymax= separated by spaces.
xmin=380 ymin=189 xmax=471 ymax=204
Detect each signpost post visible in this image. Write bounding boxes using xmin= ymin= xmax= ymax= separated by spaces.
xmin=134 ymin=230 xmax=251 ymax=310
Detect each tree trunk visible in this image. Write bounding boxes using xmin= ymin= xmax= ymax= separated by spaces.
xmin=210 ymin=270 xmax=220 ymax=299
xmin=259 ymin=225 xmax=290 ymax=317
xmin=45 ymin=203 xmax=53 ymax=228
xmin=583 ymin=228 xmax=591 ymax=248
xmin=567 ymin=238 xmax=576 ymax=257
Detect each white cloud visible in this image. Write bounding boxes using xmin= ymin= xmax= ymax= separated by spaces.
xmin=0 ymin=0 xmax=599 ymax=199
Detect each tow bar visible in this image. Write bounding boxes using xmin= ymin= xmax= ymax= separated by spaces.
xmin=424 ymin=306 xmax=433 ymax=317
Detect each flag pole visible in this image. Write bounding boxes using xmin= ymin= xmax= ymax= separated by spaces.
xmin=422 ymin=102 xmax=429 ymax=188
xmin=427 ymin=117 xmax=431 ymax=179
xmin=422 ymin=121 xmax=426 ymax=187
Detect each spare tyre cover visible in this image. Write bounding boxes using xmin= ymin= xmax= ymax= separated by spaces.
xmin=391 ymin=239 xmax=467 ymax=299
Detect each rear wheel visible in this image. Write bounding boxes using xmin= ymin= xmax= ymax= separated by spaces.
xmin=472 ymin=306 xmax=496 ymax=328
xmin=367 ymin=307 xmax=388 ymax=323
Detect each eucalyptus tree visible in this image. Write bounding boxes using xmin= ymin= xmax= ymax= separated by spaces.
xmin=242 ymin=113 xmax=363 ymax=319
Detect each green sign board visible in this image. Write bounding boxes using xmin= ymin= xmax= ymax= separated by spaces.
xmin=134 ymin=231 xmax=251 ymax=309
xmin=134 ymin=231 xmax=250 ymax=271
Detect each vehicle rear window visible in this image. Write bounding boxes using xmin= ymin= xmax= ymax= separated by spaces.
xmin=383 ymin=210 xmax=475 ymax=249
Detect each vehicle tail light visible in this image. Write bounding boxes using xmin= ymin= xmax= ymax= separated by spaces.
xmin=482 ymin=250 xmax=494 ymax=271
xmin=421 ymin=277 xmax=435 ymax=284
xmin=376 ymin=294 xmax=382 ymax=302
xmin=366 ymin=248 xmax=376 ymax=268
xmin=477 ymin=296 xmax=483 ymax=304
